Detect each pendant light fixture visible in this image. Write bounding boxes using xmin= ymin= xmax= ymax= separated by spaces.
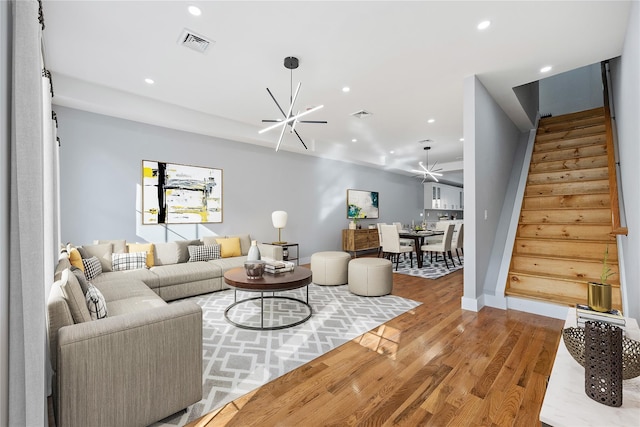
xmin=411 ymin=146 xmax=443 ymax=183
xmin=259 ymin=56 xmax=327 ymax=151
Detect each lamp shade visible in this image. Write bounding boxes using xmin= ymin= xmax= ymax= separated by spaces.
xmin=271 ymin=211 xmax=288 ymax=228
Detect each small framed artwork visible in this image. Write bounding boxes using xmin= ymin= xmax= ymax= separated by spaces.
xmin=347 ymin=189 xmax=379 ymax=219
xmin=142 ymin=160 xmax=223 ymax=224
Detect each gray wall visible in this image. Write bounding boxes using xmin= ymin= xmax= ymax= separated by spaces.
xmin=610 ymin=0 xmax=640 ymax=320
xmin=463 ymin=75 xmax=523 ymax=309
xmin=539 ymin=63 xmax=604 ymax=116
xmin=513 ymin=80 xmax=539 ymax=127
xmin=0 ymin=1 xmax=10 ymax=424
xmin=55 ymin=106 xmax=424 ymax=263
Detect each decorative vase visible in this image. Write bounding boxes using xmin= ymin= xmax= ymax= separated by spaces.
xmin=584 ymin=321 xmax=623 ymax=407
xmin=588 ymin=282 xmax=612 ymax=312
xmin=348 ymin=221 xmax=356 ymax=230
xmin=244 ymin=260 xmax=265 ymax=279
xmin=247 ymin=240 xmax=261 ymax=261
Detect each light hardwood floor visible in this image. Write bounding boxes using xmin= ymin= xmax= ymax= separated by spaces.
xmin=186 ymin=264 xmax=564 ymax=426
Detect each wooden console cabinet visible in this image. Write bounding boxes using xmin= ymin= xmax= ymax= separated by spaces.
xmin=342 ymin=229 xmax=379 ymax=256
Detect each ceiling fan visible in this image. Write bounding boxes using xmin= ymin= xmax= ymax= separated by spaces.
xmin=259 ymin=56 xmax=327 ymax=152
xmin=411 ymin=146 xmax=443 ymax=183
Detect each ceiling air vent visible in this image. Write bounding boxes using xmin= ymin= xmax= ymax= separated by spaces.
xmin=350 ymin=109 xmax=373 ymax=119
xmin=178 ymin=29 xmax=214 ymax=54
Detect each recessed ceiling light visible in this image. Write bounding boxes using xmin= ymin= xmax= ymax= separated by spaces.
xmin=477 ymin=20 xmax=491 ymax=30
xmin=188 ymin=5 xmax=201 ymax=16
xmin=390 ymin=150 xmax=395 ymax=154
xmin=427 ymin=119 xmax=435 ymax=124
xmin=540 ymin=65 xmax=552 ymax=73
xmin=351 ymin=138 xmax=357 ymax=142
xmin=144 ymin=78 xmax=154 ymax=84
xmin=459 ymin=138 xmax=464 ymax=142
xmin=342 ymin=86 xmax=350 ymax=93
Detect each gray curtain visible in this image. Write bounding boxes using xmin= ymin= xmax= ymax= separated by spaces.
xmin=9 ymin=0 xmax=47 ymax=425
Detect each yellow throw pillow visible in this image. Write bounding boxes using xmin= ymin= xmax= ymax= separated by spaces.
xmin=127 ymin=243 xmax=155 ymax=267
xmin=215 ymin=237 xmax=242 ymax=258
xmin=69 ymin=248 xmax=84 ymax=272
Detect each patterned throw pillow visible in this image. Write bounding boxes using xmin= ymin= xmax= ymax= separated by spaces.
xmin=82 ymin=256 xmax=103 ymax=281
xmin=85 ymin=283 xmax=108 ymax=320
xmin=112 ymin=252 xmax=147 ymax=271
xmin=188 ymin=244 xmax=221 ymax=262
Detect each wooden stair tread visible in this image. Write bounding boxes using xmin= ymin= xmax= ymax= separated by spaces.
xmin=511 ymin=252 xmax=614 ymax=265
xmin=504 ymin=288 xmax=584 ymax=307
xmin=533 ymin=136 xmax=606 ymax=153
xmin=528 ymin=155 xmax=608 ymax=173
xmin=507 ymin=270 xmax=619 ymax=287
xmin=538 ymin=107 xmax=604 ymax=124
xmin=535 ymin=128 xmax=605 ymax=143
xmin=531 ymin=145 xmax=608 ymax=163
xmin=527 ymin=167 xmax=609 ymax=184
xmin=534 ymin=125 xmax=606 ymax=144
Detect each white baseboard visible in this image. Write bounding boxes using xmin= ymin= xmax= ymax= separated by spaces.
xmin=461 ymin=295 xmax=485 ymax=312
xmin=506 ymin=296 xmax=569 ymax=320
xmin=484 ymin=294 xmax=507 ymax=309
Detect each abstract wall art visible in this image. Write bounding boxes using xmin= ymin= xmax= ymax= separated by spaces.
xmin=346 ymin=189 xmax=379 ymax=219
xmin=142 ymin=160 xmax=223 ymax=224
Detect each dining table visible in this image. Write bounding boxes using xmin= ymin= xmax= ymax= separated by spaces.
xmin=398 ymin=230 xmax=444 ymax=268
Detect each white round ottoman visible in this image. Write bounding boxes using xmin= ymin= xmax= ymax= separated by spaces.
xmin=348 ymin=258 xmax=393 ymax=296
xmin=310 ymin=251 xmax=351 ymax=286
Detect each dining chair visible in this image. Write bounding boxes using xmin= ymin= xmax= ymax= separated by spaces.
xmin=376 ymin=223 xmax=386 ymax=257
xmin=392 ymin=222 xmax=415 ymax=248
xmin=450 ymin=223 xmax=464 ymax=264
xmin=420 ymin=223 xmax=455 ymax=269
xmin=380 ymin=224 xmax=413 ymax=271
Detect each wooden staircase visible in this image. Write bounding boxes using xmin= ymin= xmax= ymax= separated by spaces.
xmin=506 ymin=107 xmax=621 ymax=310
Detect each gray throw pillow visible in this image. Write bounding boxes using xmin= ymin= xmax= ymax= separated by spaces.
xmin=70 ymin=266 xmax=89 ymax=294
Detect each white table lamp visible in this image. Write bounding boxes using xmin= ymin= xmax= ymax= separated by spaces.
xmin=271 ymin=211 xmax=288 ymax=244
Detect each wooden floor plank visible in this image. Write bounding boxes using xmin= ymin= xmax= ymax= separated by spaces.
xmin=183 ymin=265 xmax=564 ymax=427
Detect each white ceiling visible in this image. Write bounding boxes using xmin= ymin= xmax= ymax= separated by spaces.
xmin=42 ymin=1 xmax=632 ymax=184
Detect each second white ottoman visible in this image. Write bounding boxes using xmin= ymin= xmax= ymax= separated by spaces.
xmin=348 ymin=258 xmax=393 ymax=296
xmin=310 ymin=251 xmax=351 ymax=286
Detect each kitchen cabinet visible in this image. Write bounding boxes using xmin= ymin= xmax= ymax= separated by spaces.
xmin=424 ymin=183 xmax=463 ymax=210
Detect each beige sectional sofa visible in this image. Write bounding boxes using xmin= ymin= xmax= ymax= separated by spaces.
xmin=47 ymin=234 xmax=282 ymax=427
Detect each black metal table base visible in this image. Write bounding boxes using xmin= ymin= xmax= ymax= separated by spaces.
xmin=224 ymin=288 xmax=312 ymax=330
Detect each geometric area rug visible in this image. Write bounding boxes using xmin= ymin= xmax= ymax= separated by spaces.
xmin=391 ymin=254 xmax=464 ymax=280
xmin=153 ymin=283 xmax=421 ymax=426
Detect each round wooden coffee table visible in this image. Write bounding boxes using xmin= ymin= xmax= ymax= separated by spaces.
xmin=223 ymin=266 xmax=313 ymax=330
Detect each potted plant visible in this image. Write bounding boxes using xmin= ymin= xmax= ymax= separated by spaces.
xmin=587 ymin=245 xmax=615 ymax=312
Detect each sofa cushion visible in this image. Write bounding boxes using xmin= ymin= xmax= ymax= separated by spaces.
xmin=188 ymin=244 xmax=220 ymax=262
xmin=112 ymin=252 xmax=147 ymax=271
xmin=106 ymin=296 xmax=168 ymax=317
xmin=215 ymin=237 xmax=241 ymax=258
xmin=208 ymin=256 xmax=247 ymax=273
xmin=153 ymin=240 xmax=201 ymax=265
xmin=60 ymin=269 xmax=92 ymax=323
xmin=81 ymin=243 xmax=113 ymax=272
xmin=151 ymin=261 xmax=222 ymax=287
xmin=85 ymin=283 xmax=108 ymax=320
xmin=95 ymin=239 xmax=127 ymax=254
xmin=93 ymin=278 xmax=160 ymax=302
xmin=176 ymin=240 xmax=201 ymax=263
xmin=90 ymin=268 xmax=160 ymax=289
xmin=154 ymin=242 xmax=180 ymax=266
xmin=127 ymin=242 xmax=155 ymax=267
xmin=82 ymin=256 xmax=102 ymax=281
